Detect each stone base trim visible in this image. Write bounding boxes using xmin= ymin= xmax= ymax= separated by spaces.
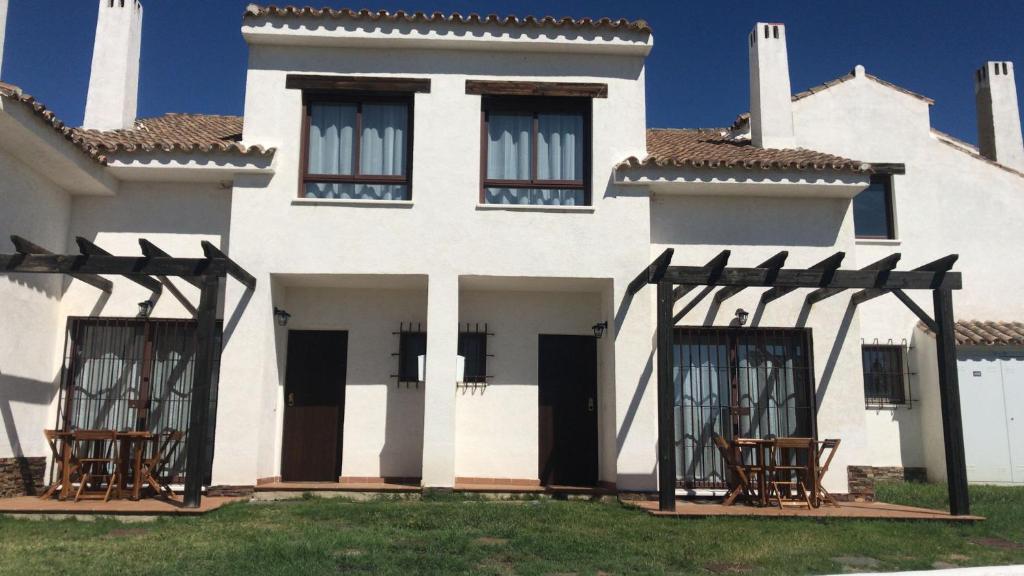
xmin=847 ymin=465 xmax=928 ymax=501
xmin=256 ymin=476 xmax=281 ymax=486
xmin=455 ymin=476 xmax=541 ymax=486
xmin=206 ymin=485 xmax=255 ymax=498
xmin=0 ymin=457 xmax=46 ymax=498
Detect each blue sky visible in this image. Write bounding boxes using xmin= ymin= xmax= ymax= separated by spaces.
xmin=2 ymin=0 xmax=1022 ymax=144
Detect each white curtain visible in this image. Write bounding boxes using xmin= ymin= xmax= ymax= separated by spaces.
xmin=538 ymin=113 xmax=582 ymax=181
xmin=360 ymin=103 xmax=407 ymax=176
xmin=308 ymin=104 xmax=356 ymax=176
xmin=487 ymin=113 xmax=531 ymax=180
xmin=675 ymin=341 xmax=730 ymax=484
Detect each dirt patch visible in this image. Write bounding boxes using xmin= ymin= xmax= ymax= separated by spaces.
xmin=704 ymin=562 xmax=753 ymax=574
xmin=832 ymin=556 xmax=880 ymax=573
xmin=475 ymin=537 xmax=509 ymax=546
xmin=947 ymin=554 xmax=970 ymax=562
xmin=102 ymin=528 xmax=149 ymax=539
xmin=333 ymin=549 xmax=364 ymax=558
xmin=932 ymin=561 xmax=959 ymax=570
xmin=970 ymin=537 xmax=1023 ymax=550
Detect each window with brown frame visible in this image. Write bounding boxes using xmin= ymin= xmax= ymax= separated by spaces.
xmin=861 ymin=344 xmax=908 ymax=405
xmin=301 ymin=94 xmax=413 ymax=201
xmin=480 ymin=97 xmax=591 ymax=206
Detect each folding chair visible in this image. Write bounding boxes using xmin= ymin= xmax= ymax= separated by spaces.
xmin=140 ymin=430 xmax=184 ymax=501
xmin=713 ymin=434 xmax=762 ymax=506
xmin=814 ymin=439 xmax=841 ymax=507
xmin=39 ymin=430 xmax=79 ymax=500
xmin=72 ymin=430 xmax=121 ymax=502
xmin=767 ymin=437 xmax=814 ymax=510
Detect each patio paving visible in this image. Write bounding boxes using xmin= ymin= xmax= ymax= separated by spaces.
xmin=629 ymin=498 xmax=985 ymax=522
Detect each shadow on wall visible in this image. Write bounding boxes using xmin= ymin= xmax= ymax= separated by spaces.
xmin=651 ymin=195 xmax=847 ymax=248
xmin=379 ymin=383 xmax=424 ymax=478
xmin=0 ymin=371 xmax=60 ymax=458
xmin=813 ymin=299 xmax=858 ymax=409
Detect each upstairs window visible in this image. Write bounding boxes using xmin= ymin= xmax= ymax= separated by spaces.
xmin=853 ymin=175 xmax=896 ymax=239
xmin=397 ymin=330 xmax=426 ymax=383
xmin=458 ymin=331 xmax=488 ymax=383
xmin=862 ymin=344 xmax=907 ymax=406
xmin=481 ymin=98 xmax=590 ymax=206
xmin=303 ymin=96 xmax=411 ymax=201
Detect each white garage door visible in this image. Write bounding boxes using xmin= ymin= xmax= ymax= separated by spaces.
xmin=958 ymin=352 xmax=1024 ymax=484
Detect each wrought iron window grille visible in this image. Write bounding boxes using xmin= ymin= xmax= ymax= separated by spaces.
xmin=861 ymin=339 xmax=915 ymax=408
xmin=457 ymin=323 xmax=494 ymax=390
xmin=391 ymin=322 xmax=425 ymax=389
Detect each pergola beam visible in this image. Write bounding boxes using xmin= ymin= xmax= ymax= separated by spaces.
xmin=76 ymin=237 xmax=163 ymax=294
xmin=201 ymin=241 xmax=256 ymax=291
xmin=891 ymin=288 xmax=937 ymax=332
xmin=851 ymin=255 xmax=958 ymax=305
xmin=662 ymin=265 xmax=957 ymax=291
xmin=713 ymin=251 xmax=788 ymax=304
xmin=9 ymin=235 xmax=113 ymax=293
xmin=675 ymin=250 xmax=730 ymax=302
xmin=140 ymin=239 xmax=203 ymax=288
xmin=627 ymin=248 xmax=674 ymax=296
xmin=1 ymin=253 xmax=224 ymax=278
xmin=805 ymin=253 xmax=902 ymax=304
xmin=761 ymin=252 xmax=844 ymax=306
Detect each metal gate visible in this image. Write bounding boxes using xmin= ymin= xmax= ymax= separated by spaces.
xmin=54 ymin=317 xmax=222 ymax=483
xmin=674 ymin=327 xmax=817 ymax=489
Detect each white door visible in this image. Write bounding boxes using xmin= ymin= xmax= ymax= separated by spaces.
xmin=958 ymin=355 xmax=1013 ymax=483
xmin=999 ymin=357 xmax=1024 ymax=483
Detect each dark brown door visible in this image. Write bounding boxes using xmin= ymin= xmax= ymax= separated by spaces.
xmin=538 ymin=335 xmax=598 ymax=486
xmin=281 ymin=330 xmax=348 ymax=482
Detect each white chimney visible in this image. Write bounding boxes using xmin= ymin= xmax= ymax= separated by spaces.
xmin=83 ymin=0 xmax=143 ymax=131
xmin=748 ymin=22 xmax=795 ymax=149
xmin=0 ymin=0 xmax=9 ymax=79
xmin=975 ymin=61 xmax=1024 ymax=172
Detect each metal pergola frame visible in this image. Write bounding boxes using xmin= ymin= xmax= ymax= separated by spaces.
xmin=628 ymin=248 xmax=970 ymax=516
xmin=1 ymin=235 xmax=255 ymax=508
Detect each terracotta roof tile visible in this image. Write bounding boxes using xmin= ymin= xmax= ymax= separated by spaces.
xmin=0 ymin=81 xmax=105 ymax=163
xmin=1 ymin=83 xmax=272 ymax=165
xmin=617 ymin=128 xmax=873 ymax=174
xmin=920 ymin=320 xmax=1024 ymax=346
xmin=73 ymin=114 xmax=272 ymax=160
xmin=244 ymin=5 xmax=651 ymax=34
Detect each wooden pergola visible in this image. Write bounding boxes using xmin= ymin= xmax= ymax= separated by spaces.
xmin=1 ymin=235 xmax=255 ymax=508
xmin=627 ymin=248 xmax=970 ymax=515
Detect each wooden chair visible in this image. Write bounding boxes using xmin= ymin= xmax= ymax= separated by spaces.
xmin=140 ymin=431 xmax=184 ymax=501
xmin=814 ymin=439 xmax=841 ymax=507
xmin=713 ymin=434 xmax=761 ymax=506
xmin=71 ymin=430 xmax=121 ymax=502
xmin=40 ymin=430 xmax=79 ymax=500
xmin=767 ymin=437 xmax=814 ymax=510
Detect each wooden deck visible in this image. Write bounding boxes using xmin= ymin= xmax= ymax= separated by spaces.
xmin=0 ymin=496 xmax=240 ymax=517
xmin=629 ymin=499 xmax=984 ymax=522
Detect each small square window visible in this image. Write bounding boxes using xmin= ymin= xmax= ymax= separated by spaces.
xmin=458 ymin=332 xmax=488 ymax=383
xmin=854 ymin=175 xmax=896 ymax=239
xmin=862 ymin=345 xmax=907 ymax=405
xmin=398 ymin=331 xmax=426 ymax=383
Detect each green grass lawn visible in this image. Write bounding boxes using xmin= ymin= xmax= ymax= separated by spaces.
xmin=1 ymin=484 xmax=1022 ymax=575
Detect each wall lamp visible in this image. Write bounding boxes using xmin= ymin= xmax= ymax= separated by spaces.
xmin=273 ymin=307 xmax=292 ymax=327
xmin=592 ymin=321 xmax=608 ymax=339
xmin=735 ymin=308 xmax=749 ymax=327
xmin=137 ymin=299 xmax=155 ymax=318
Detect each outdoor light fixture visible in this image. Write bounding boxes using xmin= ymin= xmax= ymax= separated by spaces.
xmin=137 ymin=300 xmax=154 ymax=318
xmin=592 ymin=321 xmax=608 ymax=339
xmin=273 ymin=307 xmax=292 ymax=327
xmin=735 ymin=308 xmax=749 ymax=326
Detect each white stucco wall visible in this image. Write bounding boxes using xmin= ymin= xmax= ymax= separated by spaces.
xmin=455 ymin=286 xmax=607 ymax=482
xmin=279 ymin=284 xmax=427 ymax=480
xmin=215 ymin=39 xmax=654 ymax=488
xmin=0 ymin=149 xmax=71 ymax=459
xmin=792 ymin=69 xmax=1024 ymax=473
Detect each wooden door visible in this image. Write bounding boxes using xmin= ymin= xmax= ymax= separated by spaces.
xmin=281 ymin=330 xmax=348 ymax=482
xmin=538 ymin=335 xmax=598 ymax=486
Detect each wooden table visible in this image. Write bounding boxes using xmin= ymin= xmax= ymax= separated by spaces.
xmin=117 ymin=431 xmax=155 ymax=501
xmin=731 ymin=438 xmax=773 ymax=506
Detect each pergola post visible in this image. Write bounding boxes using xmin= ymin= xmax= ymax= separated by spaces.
xmin=656 ymin=280 xmax=676 ymax=512
xmin=183 ymin=274 xmax=220 ymax=508
xmin=932 ymin=288 xmax=970 ymax=516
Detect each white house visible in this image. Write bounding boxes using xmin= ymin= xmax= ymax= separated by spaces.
xmin=0 ymin=4 xmax=1021 ymax=513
